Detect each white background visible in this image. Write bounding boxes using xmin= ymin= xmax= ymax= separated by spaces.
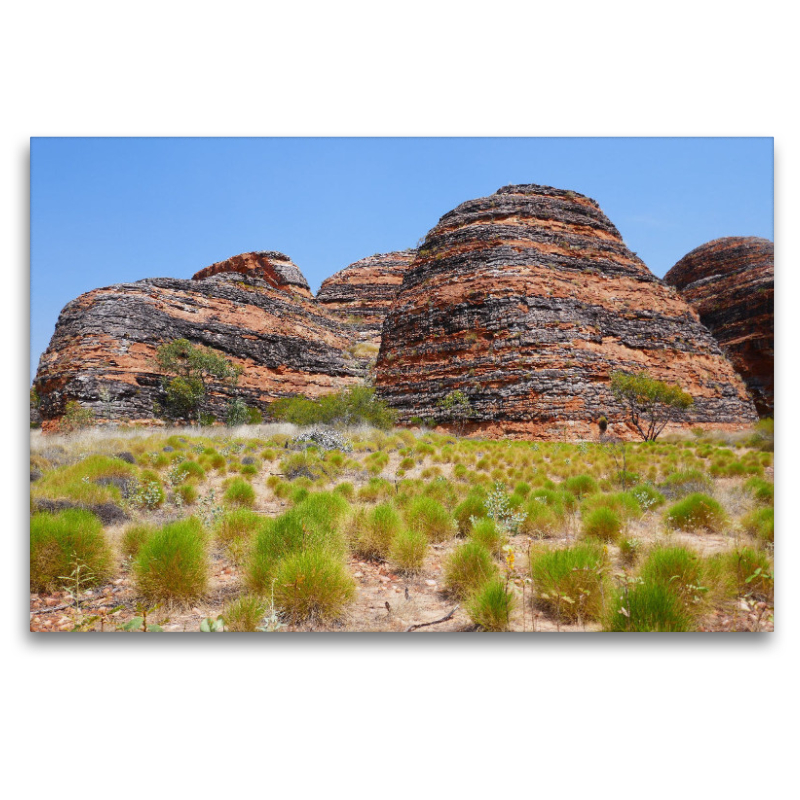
xmin=3 ymin=2 xmax=795 ymax=798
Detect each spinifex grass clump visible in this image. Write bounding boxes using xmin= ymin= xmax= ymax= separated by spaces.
xmin=223 ymin=478 xmax=256 ymax=507
xmin=604 ymin=582 xmax=693 ymax=632
xmin=444 ymin=542 xmax=497 ymax=599
xmin=629 ymin=483 xmax=665 ymax=512
xmin=404 ymin=496 xmax=456 ymax=542
xmin=562 ymin=474 xmax=598 ymax=498
xmin=744 ymin=477 xmax=774 ymax=505
xmin=581 ymin=507 xmax=623 ymax=543
xmin=581 ymin=491 xmax=641 ymax=520
xmin=273 ymin=548 xmax=356 ymax=624
xmin=215 ymin=508 xmax=262 ymax=550
xmin=659 ymin=469 xmax=712 ymax=500
xmin=742 ymin=507 xmax=774 ymax=543
xmin=32 ymin=454 xmax=137 ymax=505
xmin=389 ymin=528 xmax=428 ymax=574
xmin=469 ymin=517 xmax=506 ymax=556
xmin=223 ymin=594 xmax=268 ymax=632
xmin=638 ymin=546 xmax=705 ymax=603
xmin=453 ymin=492 xmax=487 ymax=536
xmin=30 ymin=509 xmax=113 ymax=592
xmin=120 ymin=522 xmax=157 ymax=559
xmin=133 ymin=517 xmax=209 ymax=603
xmin=529 ymin=542 xmax=608 ymax=624
xmin=352 ymin=502 xmax=403 ymax=560
xmin=467 ymin=577 xmax=515 ymax=632
xmin=664 ymin=493 xmax=727 ymax=532
xmin=707 ymin=547 xmax=774 ymax=602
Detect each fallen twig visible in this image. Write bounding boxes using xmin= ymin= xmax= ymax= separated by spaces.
xmin=405 ymin=605 xmax=459 ymax=632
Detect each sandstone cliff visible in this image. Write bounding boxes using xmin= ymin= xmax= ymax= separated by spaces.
xmin=374 ymin=184 xmax=758 ymax=438
xmin=34 ymin=265 xmax=361 ymax=431
xmin=664 ymin=237 xmax=774 ymax=416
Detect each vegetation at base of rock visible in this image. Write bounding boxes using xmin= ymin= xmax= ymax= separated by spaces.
xmin=59 ymin=401 xmax=95 ymax=433
xmin=269 ymin=386 xmax=396 ymax=429
xmin=132 ymin=517 xmax=209 ymax=603
xmin=30 ymin=509 xmax=113 ymax=592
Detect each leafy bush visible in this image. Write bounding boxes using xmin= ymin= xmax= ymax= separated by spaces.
xmin=133 ymin=517 xmax=209 ymax=603
xmin=269 ymin=386 xmax=397 ymax=430
xmin=529 ymin=543 xmax=607 ymax=623
xmin=273 ymin=548 xmax=356 ymax=623
xmin=223 ymin=594 xmax=268 ymax=632
xmin=444 ymin=542 xmax=497 ymax=599
xmin=223 ymin=478 xmax=256 ymax=507
xmin=664 ymin=493 xmax=727 ymax=532
xmin=467 ymin=577 xmax=515 ymax=631
xmin=30 ymin=509 xmax=113 ymax=592
xmin=389 ymin=528 xmax=428 ymax=574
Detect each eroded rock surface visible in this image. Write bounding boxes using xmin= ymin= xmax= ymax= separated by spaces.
xmin=34 ymin=266 xmax=362 ymax=431
xmin=192 ymin=251 xmax=312 ymax=298
xmin=375 ymin=184 xmax=758 ymax=438
xmin=664 ymin=237 xmax=774 ymax=416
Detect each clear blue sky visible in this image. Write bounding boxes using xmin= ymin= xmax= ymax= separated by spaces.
xmin=30 ymin=137 xmax=773 ymax=381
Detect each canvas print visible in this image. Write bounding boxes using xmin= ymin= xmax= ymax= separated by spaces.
xmin=29 ymin=138 xmax=774 ymax=633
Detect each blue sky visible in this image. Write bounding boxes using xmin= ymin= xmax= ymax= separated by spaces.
xmin=30 ymin=137 xmax=773 ymax=380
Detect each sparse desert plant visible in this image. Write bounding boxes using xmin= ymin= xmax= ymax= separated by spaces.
xmin=273 ymin=548 xmax=356 ymax=623
xmin=357 ymin=477 xmax=394 ymax=504
xmin=223 ymin=478 xmax=256 ymax=507
xmin=404 ymin=495 xmax=456 ymax=542
xmin=659 ymin=469 xmax=712 ymax=500
xmin=664 ymin=493 xmax=727 ymax=532
xmin=444 ymin=541 xmax=497 ymax=599
xmin=604 ymin=581 xmax=694 ymax=632
xmin=389 ymin=528 xmax=428 ymax=574
xmin=120 ymin=522 xmax=157 ymax=559
xmin=467 ymin=577 xmax=515 ymax=631
xmin=133 ymin=517 xmax=209 ymax=603
xmin=581 ymin=507 xmax=623 ymax=542
xmin=30 ymin=509 xmax=113 ymax=592
xmin=529 ymin=542 xmax=607 ymax=624
xmin=223 ymin=594 xmax=268 ymax=632
xmin=629 ymin=483 xmax=665 ymax=512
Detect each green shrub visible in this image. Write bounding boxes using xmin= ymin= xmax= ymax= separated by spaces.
xmin=582 ymin=507 xmax=622 ymax=542
xmin=30 ymin=509 xmax=113 ymax=592
xmin=269 ymin=385 xmax=396 ymax=429
xmin=215 ymin=508 xmax=262 ymax=549
xmin=469 ymin=517 xmax=506 ymax=556
xmin=710 ymin=547 xmax=773 ymax=601
xmin=223 ymin=594 xmax=268 ymax=632
xmin=273 ymin=548 xmax=356 ymax=623
xmin=563 ymin=474 xmax=598 ymax=497
xmin=444 ymin=542 xmax=497 ymax=599
xmin=389 ymin=528 xmax=428 ymax=574
xmin=639 ymin=546 xmax=705 ymax=602
xmin=357 ymin=477 xmax=394 ymax=504
xmin=467 ymin=577 xmax=515 ymax=631
xmin=742 ymin=507 xmax=774 ymax=543
xmin=133 ymin=517 xmax=209 ymax=603
xmin=604 ymin=582 xmax=693 ymax=632
xmin=664 ymin=493 xmax=727 ymax=532
xmin=120 ymin=523 xmax=157 ymax=559
xmin=404 ymin=495 xmax=456 ymax=542
xmin=175 ymin=483 xmax=198 ymax=505
xmin=659 ymin=469 xmax=712 ymax=499
xmin=453 ymin=493 xmax=487 ymax=536
xmin=224 ymin=478 xmax=256 ymax=507
xmin=744 ymin=477 xmax=774 ymax=506
xmin=353 ymin=502 xmax=403 ymax=560
xmin=630 ymin=483 xmax=665 ymax=511
xmin=333 ymin=481 xmax=355 ymax=500
xmin=529 ymin=542 xmax=607 ymax=623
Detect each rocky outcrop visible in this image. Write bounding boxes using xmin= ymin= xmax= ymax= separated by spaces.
xmin=192 ymin=251 xmax=312 ymax=298
xmin=664 ymin=237 xmax=774 ymax=416
xmin=374 ymin=184 xmax=758 ymax=438
xmin=33 ymin=265 xmax=362 ymax=431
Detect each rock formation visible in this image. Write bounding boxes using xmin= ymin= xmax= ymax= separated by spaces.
xmin=33 ymin=262 xmax=362 ymax=431
xmin=374 ymin=184 xmax=759 ymax=438
xmin=664 ymin=237 xmax=774 ymax=416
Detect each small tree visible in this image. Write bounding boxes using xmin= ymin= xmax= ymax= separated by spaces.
xmin=154 ymin=338 xmax=242 ymax=422
xmin=610 ymin=370 xmax=693 ymax=442
xmin=437 ymin=390 xmax=472 ymax=436
xmin=60 ymin=400 xmax=95 ymax=433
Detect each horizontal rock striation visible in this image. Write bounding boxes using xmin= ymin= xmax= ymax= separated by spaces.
xmin=375 ymin=184 xmax=758 ymax=439
xmin=664 ymin=237 xmax=774 ymax=417
xmin=34 ymin=267 xmax=362 ymax=430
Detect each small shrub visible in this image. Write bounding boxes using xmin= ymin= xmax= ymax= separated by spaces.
xmin=120 ymin=523 xmax=157 ymax=559
xmin=389 ymin=528 xmax=428 ymax=574
xmin=664 ymin=493 xmax=727 ymax=532
xmin=224 ymin=478 xmax=256 ymax=507
xmin=133 ymin=517 xmax=209 ymax=603
xmin=30 ymin=509 xmax=113 ymax=592
xmin=215 ymin=508 xmax=262 ymax=549
xmin=444 ymin=542 xmax=497 ymax=599
xmin=223 ymin=594 xmax=268 ymax=632
xmin=273 ymin=548 xmax=356 ymax=623
xmin=744 ymin=477 xmax=774 ymax=506
xmin=582 ymin=507 xmax=622 ymax=542
xmin=563 ymin=474 xmax=598 ymax=498
xmin=353 ymin=502 xmax=403 ymax=560
xmin=711 ymin=547 xmax=774 ymax=601
xmin=639 ymin=546 xmax=705 ymax=602
xmin=467 ymin=577 xmax=515 ymax=631
xmin=175 ymin=484 xmax=198 ymax=505
xmin=604 ymin=582 xmax=693 ymax=632
xmin=630 ymin=483 xmax=665 ymax=511
xmin=742 ymin=507 xmax=774 ymax=543
xmin=453 ymin=493 xmax=487 ymax=536
xmin=404 ymin=496 xmax=456 ymax=542
xmin=469 ymin=517 xmax=506 ymax=556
